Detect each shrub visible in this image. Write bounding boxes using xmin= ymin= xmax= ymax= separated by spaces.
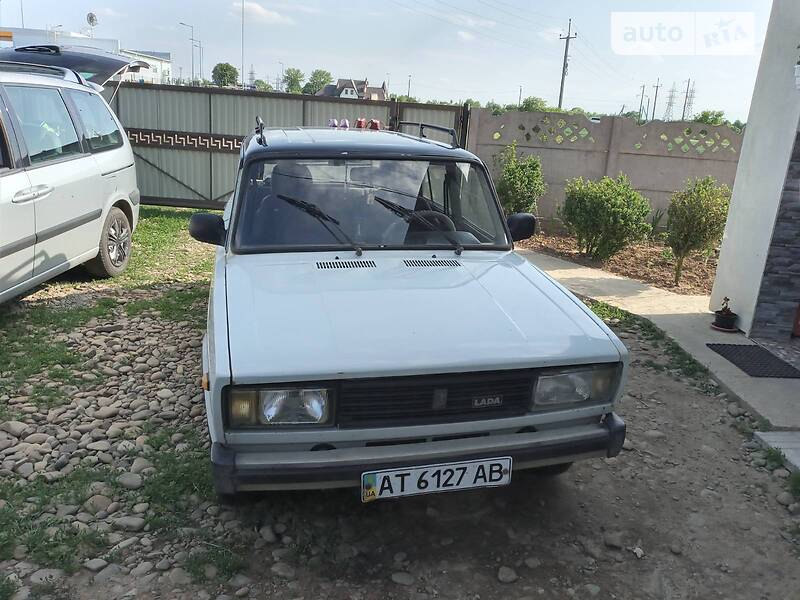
xmin=495 ymin=142 xmax=547 ymax=214
xmin=561 ymin=174 xmax=651 ymax=261
xmin=667 ymin=176 xmax=731 ymax=284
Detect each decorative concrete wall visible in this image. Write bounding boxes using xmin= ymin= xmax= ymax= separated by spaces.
xmin=711 ymin=0 xmax=800 ymax=336
xmin=467 ymin=109 xmax=742 ymax=220
xmin=751 ymin=131 xmax=800 ymax=339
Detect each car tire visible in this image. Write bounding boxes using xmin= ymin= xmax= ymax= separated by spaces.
xmin=85 ymin=207 xmax=132 ymax=278
xmin=532 ymin=462 xmax=573 ymax=477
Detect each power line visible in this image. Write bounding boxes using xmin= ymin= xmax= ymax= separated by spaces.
xmin=558 ymin=18 xmax=577 ymax=109
xmin=681 ymin=78 xmax=692 ymax=120
xmin=637 ymin=84 xmax=646 ymax=121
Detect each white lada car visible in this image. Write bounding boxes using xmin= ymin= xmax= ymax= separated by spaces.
xmin=189 ymin=122 xmax=628 ymax=502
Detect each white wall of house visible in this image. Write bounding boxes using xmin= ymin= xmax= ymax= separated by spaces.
xmin=711 ymin=0 xmax=800 ymax=334
xmin=3 ymin=27 xmax=120 ymax=52
xmin=119 ymin=51 xmax=171 ymax=85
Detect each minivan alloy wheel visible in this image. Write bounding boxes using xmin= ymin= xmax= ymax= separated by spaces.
xmin=107 ymin=215 xmax=130 ymax=267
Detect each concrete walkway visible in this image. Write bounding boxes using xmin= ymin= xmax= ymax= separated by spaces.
xmin=519 ymin=250 xmax=800 ymax=430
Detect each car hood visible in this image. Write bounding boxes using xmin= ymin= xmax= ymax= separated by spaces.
xmin=224 ymin=251 xmax=622 ymax=383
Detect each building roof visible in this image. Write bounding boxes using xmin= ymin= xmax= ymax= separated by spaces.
xmin=316 ymin=78 xmax=386 ymax=99
xmin=124 ymin=49 xmax=171 ymax=61
xmin=242 ymin=127 xmax=471 ymax=161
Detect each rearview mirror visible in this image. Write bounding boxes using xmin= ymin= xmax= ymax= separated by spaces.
xmin=189 ymin=213 xmax=226 ymax=246
xmin=507 ymin=213 xmax=536 ymax=242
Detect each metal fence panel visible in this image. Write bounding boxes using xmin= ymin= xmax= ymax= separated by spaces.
xmin=119 ymin=87 xmax=210 ymax=132
xmin=400 ymin=106 xmax=459 ymax=143
xmin=305 ymin=100 xmax=390 ymax=127
xmin=133 ymin=147 xmax=211 ymax=201
xmin=211 ymin=153 xmax=239 ymax=203
xmin=211 ymin=94 xmax=303 ymax=136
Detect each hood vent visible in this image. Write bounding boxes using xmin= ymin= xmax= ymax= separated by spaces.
xmin=404 ymin=259 xmax=461 ymax=268
xmin=316 ymin=260 xmax=376 ymax=270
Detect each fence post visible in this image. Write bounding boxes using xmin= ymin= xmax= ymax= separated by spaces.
xmin=459 ymin=102 xmax=470 ymax=148
xmin=604 ymin=116 xmax=623 ymax=178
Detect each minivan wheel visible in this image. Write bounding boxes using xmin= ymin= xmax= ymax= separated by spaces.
xmin=85 ymin=207 xmax=131 ymax=278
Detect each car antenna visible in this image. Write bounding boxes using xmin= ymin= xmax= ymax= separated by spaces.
xmin=255 ymin=115 xmax=266 ymax=146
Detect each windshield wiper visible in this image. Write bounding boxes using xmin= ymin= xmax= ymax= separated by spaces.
xmin=373 ymin=196 xmax=463 ymax=255
xmin=276 ymin=194 xmax=363 ymax=256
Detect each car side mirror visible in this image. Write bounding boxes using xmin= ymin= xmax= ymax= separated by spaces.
xmin=507 ymin=213 xmax=536 ymax=242
xmin=189 ymin=213 xmax=226 ymax=246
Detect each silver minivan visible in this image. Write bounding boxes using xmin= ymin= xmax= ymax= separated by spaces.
xmin=0 ymin=45 xmax=145 ymax=303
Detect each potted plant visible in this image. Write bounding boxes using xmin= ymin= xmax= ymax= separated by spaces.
xmin=712 ymin=296 xmax=738 ymax=332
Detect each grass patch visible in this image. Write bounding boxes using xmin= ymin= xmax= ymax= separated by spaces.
xmin=124 ymin=285 xmax=209 ymax=328
xmin=140 ymin=427 xmax=214 ymax=526
xmin=0 ymin=575 xmax=17 ymax=600
xmin=587 ymin=299 xmax=712 ymax=390
xmin=764 ymin=447 xmax=786 ymax=470
xmin=185 ymin=542 xmax=246 ymax=582
xmin=789 ymin=472 xmax=800 ymax=499
xmin=118 ymin=206 xmax=215 ymax=287
xmin=0 ymin=298 xmax=117 ymax=407
xmin=0 ymin=466 xmax=117 ymax=571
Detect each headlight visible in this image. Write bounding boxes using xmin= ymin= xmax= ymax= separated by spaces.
xmin=532 ymin=364 xmax=619 ymax=408
xmin=226 ymin=387 xmax=332 ymax=427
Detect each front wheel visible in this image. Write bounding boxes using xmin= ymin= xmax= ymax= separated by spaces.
xmin=85 ymin=207 xmax=131 ymax=278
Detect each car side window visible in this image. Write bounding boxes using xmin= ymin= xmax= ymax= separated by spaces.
xmin=4 ymin=85 xmax=81 ymax=165
xmin=66 ymin=90 xmax=123 ymax=153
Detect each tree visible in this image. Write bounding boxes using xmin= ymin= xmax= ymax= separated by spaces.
xmin=518 ymin=96 xmax=549 ymax=112
xmin=282 ymin=67 xmax=305 ymax=94
xmin=301 ymin=69 xmax=333 ymax=95
xmin=211 ymin=63 xmax=238 ymax=87
xmin=253 ymin=79 xmax=273 ymax=92
xmin=463 ymin=98 xmax=481 ymax=108
xmin=494 ymin=141 xmax=547 ymax=214
xmin=486 ymin=101 xmax=505 ymax=115
xmin=667 ymin=176 xmax=731 ymax=284
xmin=389 ymin=94 xmax=418 ymax=103
xmin=561 ymin=175 xmax=651 ymax=261
xmin=693 ymin=110 xmax=726 ymax=126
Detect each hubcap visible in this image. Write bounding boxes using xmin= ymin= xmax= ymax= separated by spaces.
xmin=107 ymin=216 xmax=130 ymax=267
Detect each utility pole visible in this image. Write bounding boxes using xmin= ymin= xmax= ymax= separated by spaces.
xmin=681 ymin=78 xmax=692 ymax=120
xmin=279 ymin=62 xmax=285 ymax=92
xmin=651 ymin=77 xmax=662 ymax=121
xmin=386 ymin=72 xmax=390 ymax=96
xmin=20 ymin=0 xmax=24 ymax=27
xmin=240 ymin=0 xmax=245 ymax=87
xmin=644 ymin=96 xmax=651 ymax=123
xmin=637 ymin=83 xmax=646 ymax=121
xmin=557 ymin=18 xmax=577 ymax=110
xmin=407 ymin=74 xmax=412 ymax=98
xmin=685 ymin=82 xmax=695 ymax=120
xmin=179 ymin=22 xmax=194 ymax=83
xmin=518 ymin=85 xmax=523 ymax=107
xmin=663 ymin=83 xmax=677 ymax=121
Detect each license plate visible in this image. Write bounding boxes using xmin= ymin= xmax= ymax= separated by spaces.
xmin=361 ymin=457 xmax=512 ymax=502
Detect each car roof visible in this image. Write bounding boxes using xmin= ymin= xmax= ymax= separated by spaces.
xmin=243 ymin=127 xmax=478 ymax=161
xmin=0 ymin=65 xmax=96 ymax=92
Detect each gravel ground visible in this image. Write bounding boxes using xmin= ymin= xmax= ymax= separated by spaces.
xmin=1 ymin=284 xmax=799 ymax=600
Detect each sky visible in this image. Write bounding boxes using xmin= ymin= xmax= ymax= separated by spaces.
xmin=0 ymin=0 xmax=772 ymax=120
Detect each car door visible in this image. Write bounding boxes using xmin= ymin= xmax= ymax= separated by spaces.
xmin=3 ymin=84 xmax=103 ymax=276
xmin=0 ymin=93 xmax=35 ymax=295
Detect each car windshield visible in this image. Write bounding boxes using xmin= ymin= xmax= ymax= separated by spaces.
xmin=233 ymin=158 xmax=510 ymax=252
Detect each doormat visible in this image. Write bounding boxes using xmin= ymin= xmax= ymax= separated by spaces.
xmin=706 ymin=344 xmax=800 ymax=378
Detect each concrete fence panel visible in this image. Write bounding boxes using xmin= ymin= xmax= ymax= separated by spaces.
xmin=468 ymin=108 xmax=742 ymax=220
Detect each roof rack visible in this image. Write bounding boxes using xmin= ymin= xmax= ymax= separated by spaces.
xmin=0 ymin=60 xmax=87 ymax=86
xmin=395 ymin=121 xmax=460 ymax=148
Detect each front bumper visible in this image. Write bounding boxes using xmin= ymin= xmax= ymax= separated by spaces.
xmin=211 ymin=412 xmax=625 ymax=494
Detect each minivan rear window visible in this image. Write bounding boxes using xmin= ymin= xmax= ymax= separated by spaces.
xmin=66 ymin=89 xmax=123 ymax=153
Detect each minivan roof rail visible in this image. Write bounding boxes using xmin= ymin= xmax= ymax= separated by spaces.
xmin=0 ymin=60 xmax=88 ymax=86
xmin=395 ymin=121 xmax=460 ymax=148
